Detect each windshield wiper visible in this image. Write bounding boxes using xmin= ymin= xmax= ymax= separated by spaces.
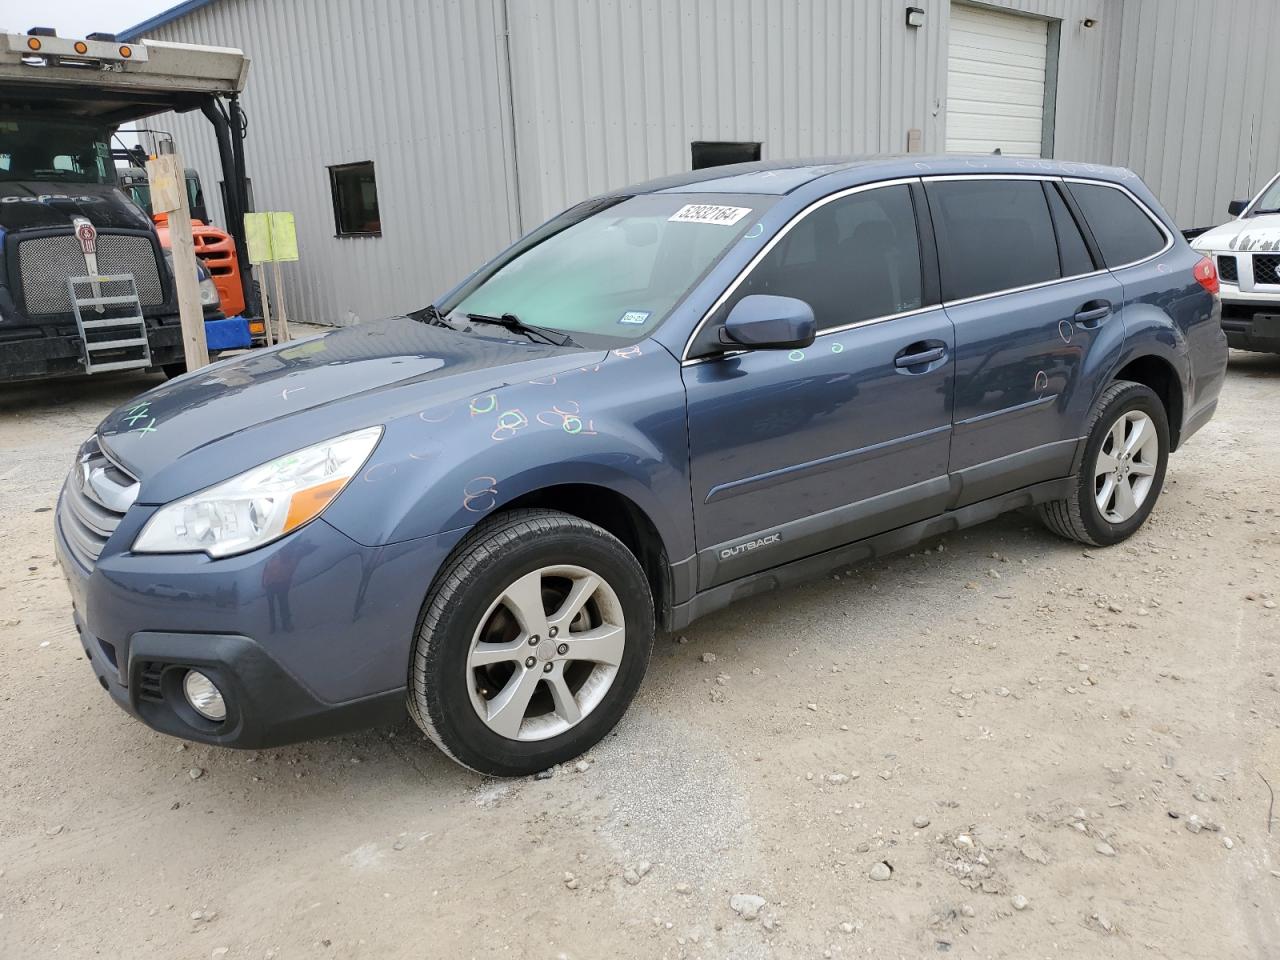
xmin=410 ymin=303 xmax=454 ymax=328
xmin=465 ymin=312 xmax=578 ymax=348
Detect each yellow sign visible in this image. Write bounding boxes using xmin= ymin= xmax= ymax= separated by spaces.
xmin=244 ymin=211 xmax=299 ymax=264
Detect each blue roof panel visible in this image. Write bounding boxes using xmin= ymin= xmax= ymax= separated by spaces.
xmin=118 ymin=0 xmax=220 ymax=42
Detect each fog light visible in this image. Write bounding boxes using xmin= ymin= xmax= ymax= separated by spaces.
xmin=183 ymin=670 xmax=227 ymax=721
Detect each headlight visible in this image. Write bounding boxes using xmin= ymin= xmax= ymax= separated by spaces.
xmin=199 ymin=273 xmax=220 ymax=308
xmin=164 ymin=251 xmax=221 ymax=308
xmin=133 ymin=426 xmax=383 ymax=557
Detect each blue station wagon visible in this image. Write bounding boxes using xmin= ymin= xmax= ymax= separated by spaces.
xmin=55 ymin=156 xmax=1227 ymax=775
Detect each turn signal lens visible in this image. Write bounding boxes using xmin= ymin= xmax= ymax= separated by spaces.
xmin=74 ymin=41 xmax=88 ymax=54
xmin=1193 ymin=256 xmax=1219 ymax=295
xmin=26 ymin=37 xmax=41 ymax=50
xmin=119 ymin=45 xmax=132 ymax=58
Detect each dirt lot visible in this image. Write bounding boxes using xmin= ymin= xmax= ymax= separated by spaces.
xmin=2 ymin=351 xmax=1278 ymax=960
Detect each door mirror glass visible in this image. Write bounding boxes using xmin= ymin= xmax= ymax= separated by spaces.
xmin=1227 ymin=199 xmax=1248 ymax=217
xmin=720 ymin=294 xmax=815 ymax=350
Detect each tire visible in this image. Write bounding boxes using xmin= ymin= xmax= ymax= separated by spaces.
xmin=1037 ymin=380 xmax=1170 ymax=547
xmin=408 ymin=508 xmax=654 ymax=776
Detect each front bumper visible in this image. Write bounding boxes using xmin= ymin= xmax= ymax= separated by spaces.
xmin=0 ymin=321 xmax=188 ymax=382
xmin=1220 ymin=299 xmax=1280 ymax=352
xmin=54 ymin=501 xmax=463 ymax=748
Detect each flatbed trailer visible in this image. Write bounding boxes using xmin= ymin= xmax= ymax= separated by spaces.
xmin=0 ymin=31 xmax=257 ymax=380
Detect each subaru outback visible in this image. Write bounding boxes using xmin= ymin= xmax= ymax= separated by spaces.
xmin=55 ymin=156 xmax=1227 ymax=776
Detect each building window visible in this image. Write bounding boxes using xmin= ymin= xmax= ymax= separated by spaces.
xmin=691 ymin=141 xmax=761 ymax=171
xmin=328 ymin=161 xmax=381 ymax=237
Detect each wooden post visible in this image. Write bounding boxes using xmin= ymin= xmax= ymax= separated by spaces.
xmin=146 ymin=152 xmax=208 ymax=371
xmin=259 ymin=276 xmax=274 ymax=347
xmin=272 ymin=260 xmax=291 ymax=342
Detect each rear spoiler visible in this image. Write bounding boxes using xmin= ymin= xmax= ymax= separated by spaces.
xmin=1181 ymin=226 xmax=1212 ymax=241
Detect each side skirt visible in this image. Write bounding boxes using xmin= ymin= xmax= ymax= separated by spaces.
xmin=668 ymin=476 xmax=1073 ymax=631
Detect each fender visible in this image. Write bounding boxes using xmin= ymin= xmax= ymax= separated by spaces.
xmin=321 ymin=342 xmax=695 ymax=560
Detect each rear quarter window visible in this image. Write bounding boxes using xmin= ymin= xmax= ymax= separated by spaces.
xmin=1066 ymin=182 xmax=1168 ymax=268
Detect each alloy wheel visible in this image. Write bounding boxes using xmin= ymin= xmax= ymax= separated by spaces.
xmin=1094 ymin=409 xmax=1159 ymax=523
xmin=466 ymin=564 xmax=626 ymax=741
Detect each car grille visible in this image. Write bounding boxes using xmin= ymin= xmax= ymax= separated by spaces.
xmin=1217 ymin=255 xmax=1238 ymax=284
xmin=1254 ymin=254 xmax=1280 ymax=286
xmin=137 ymin=662 xmax=165 ymax=703
xmin=17 ymin=233 xmax=164 ymax=315
xmin=57 ymin=436 xmax=139 ymax=571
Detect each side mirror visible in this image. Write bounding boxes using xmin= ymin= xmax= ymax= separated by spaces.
xmin=720 ymin=294 xmax=816 ymax=351
xmin=1227 ymin=199 xmax=1248 ymax=217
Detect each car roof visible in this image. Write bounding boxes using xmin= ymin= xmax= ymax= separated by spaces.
xmin=622 ymin=154 xmax=1141 ymax=196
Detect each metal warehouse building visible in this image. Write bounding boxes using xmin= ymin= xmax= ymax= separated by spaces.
xmin=121 ymin=0 xmax=1280 ymax=327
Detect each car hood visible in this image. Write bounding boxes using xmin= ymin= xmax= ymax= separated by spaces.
xmin=1191 ymin=212 xmax=1280 ymax=253
xmin=0 ymin=180 xmax=154 ymax=233
xmin=98 ymin=316 xmax=600 ymax=481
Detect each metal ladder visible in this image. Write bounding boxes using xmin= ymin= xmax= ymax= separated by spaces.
xmin=67 ymin=274 xmax=153 ymax=374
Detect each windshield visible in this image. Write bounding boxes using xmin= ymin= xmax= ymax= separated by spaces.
xmin=1249 ymin=174 xmax=1280 ymax=216
xmin=441 ymin=193 xmax=775 ymax=347
xmin=0 ymin=117 xmax=115 ymax=184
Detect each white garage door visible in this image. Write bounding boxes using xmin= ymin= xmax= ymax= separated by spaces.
xmin=946 ymin=4 xmax=1049 ymax=158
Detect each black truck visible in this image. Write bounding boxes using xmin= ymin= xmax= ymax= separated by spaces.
xmin=0 ymin=29 xmax=256 ymax=381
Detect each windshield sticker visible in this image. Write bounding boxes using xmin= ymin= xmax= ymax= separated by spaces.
xmin=618 ymin=310 xmax=650 ymax=325
xmin=668 ymin=204 xmax=752 ymax=226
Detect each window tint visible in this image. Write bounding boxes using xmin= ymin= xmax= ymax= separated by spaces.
xmin=726 ymin=184 xmax=923 ymax=332
xmin=329 ymin=161 xmax=381 ymax=237
xmin=927 ymin=179 xmax=1060 ymax=300
xmin=1045 ymin=183 xmax=1095 ymax=276
xmin=1066 ymin=182 xmax=1166 ymax=267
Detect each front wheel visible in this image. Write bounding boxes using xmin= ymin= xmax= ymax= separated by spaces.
xmin=1037 ymin=380 xmax=1170 ymax=546
xmin=408 ymin=509 xmax=654 ymax=776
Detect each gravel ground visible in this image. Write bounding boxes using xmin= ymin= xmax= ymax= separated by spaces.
xmin=1 ymin=350 xmax=1278 ymax=959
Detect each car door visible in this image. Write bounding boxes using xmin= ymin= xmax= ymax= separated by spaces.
xmin=682 ymin=180 xmax=955 ymax=589
xmin=924 ymin=176 xmax=1125 ymax=506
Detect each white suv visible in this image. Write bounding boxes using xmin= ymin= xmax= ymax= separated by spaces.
xmin=1191 ymin=171 xmax=1280 ymax=353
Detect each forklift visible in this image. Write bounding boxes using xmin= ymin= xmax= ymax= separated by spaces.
xmin=0 ymin=28 xmax=261 ymax=381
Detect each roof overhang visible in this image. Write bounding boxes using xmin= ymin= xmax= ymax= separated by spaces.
xmin=119 ymin=0 xmax=222 ymax=43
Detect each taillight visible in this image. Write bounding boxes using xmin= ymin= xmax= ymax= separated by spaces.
xmin=1194 ymin=256 xmax=1219 ymax=295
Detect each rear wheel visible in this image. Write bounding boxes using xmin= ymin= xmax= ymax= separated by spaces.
xmin=1037 ymin=380 xmax=1169 ymax=546
xmin=408 ymin=509 xmax=654 ymax=776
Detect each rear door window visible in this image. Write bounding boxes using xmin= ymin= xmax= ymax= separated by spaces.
xmin=1045 ymin=182 xmax=1095 ymax=276
xmin=926 ymin=179 xmax=1061 ymax=301
xmin=1066 ymin=181 xmax=1167 ymax=267
xmin=727 ymin=184 xmax=924 ymax=332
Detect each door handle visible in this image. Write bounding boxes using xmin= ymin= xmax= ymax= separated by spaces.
xmin=1074 ymin=301 xmax=1112 ymax=327
xmin=894 ymin=345 xmax=946 ymax=369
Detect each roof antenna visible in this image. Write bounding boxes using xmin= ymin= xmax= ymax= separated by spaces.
xmin=992 ymin=147 xmax=1002 ymax=155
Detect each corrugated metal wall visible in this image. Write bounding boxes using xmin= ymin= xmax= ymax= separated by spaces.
xmin=505 ymin=0 xmax=1109 ymax=226
xmin=135 ymin=0 xmax=1280 ymax=324
xmin=1104 ymin=0 xmax=1280 ymax=229
xmin=141 ymin=0 xmax=518 ymax=326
